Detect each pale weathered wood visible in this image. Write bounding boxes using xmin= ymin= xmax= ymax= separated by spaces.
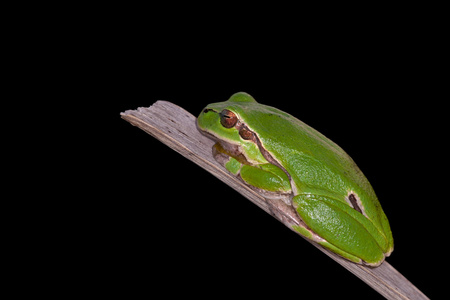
xmin=121 ymin=101 xmax=429 ymax=300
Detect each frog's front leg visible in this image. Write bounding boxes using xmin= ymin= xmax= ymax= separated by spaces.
xmin=213 ymin=151 xmax=290 ymax=195
xmin=240 ymin=163 xmax=291 ymax=193
xmin=212 ymin=142 xmax=291 ymax=193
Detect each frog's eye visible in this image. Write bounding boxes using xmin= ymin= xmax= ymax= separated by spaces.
xmin=219 ymin=109 xmax=237 ymax=128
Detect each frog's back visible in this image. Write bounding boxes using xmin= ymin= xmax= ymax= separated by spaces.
xmin=232 ymin=102 xmax=375 ymax=200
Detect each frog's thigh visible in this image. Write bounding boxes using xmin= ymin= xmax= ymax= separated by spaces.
xmin=240 ymin=164 xmax=291 ymax=193
xmin=293 ymin=194 xmax=384 ymax=265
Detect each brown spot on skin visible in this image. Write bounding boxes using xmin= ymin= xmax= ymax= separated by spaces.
xmin=239 ymin=127 xmax=254 ymax=140
xmin=349 ymin=193 xmax=363 ymax=214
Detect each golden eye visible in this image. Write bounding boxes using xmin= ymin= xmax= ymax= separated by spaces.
xmin=219 ymin=109 xmax=237 ymax=128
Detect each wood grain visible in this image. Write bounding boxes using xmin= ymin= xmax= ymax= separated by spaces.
xmin=121 ymin=101 xmax=429 ymax=300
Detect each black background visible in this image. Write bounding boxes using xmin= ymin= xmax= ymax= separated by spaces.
xmin=111 ymin=71 xmax=441 ymax=299
xmin=14 ymin=4 xmax=447 ymax=298
xmin=86 ymin=17 xmax=445 ymax=299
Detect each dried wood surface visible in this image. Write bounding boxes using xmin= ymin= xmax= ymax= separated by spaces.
xmin=121 ymin=101 xmax=429 ymax=300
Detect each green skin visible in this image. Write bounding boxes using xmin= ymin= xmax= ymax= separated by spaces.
xmin=197 ymin=92 xmax=393 ymax=266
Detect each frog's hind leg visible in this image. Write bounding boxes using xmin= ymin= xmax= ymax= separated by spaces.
xmin=292 ymin=193 xmax=386 ymax=266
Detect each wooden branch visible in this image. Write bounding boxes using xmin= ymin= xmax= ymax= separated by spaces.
xmin=121 ymin=101 xmax=429 ymax=300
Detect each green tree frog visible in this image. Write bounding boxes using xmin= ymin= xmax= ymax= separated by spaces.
xmin=197 ymin=92 xmax=393 ymax=266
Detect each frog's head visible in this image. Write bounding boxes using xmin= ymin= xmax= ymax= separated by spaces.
xmin=197 ymin=92 xmax=268 ymax=165
xmin=197 ymin=92 xmax=256 ymax=134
